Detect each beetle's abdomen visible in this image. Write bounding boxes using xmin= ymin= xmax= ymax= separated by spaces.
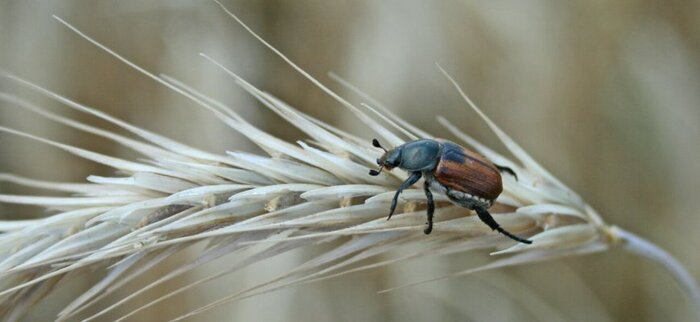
xmin=434 ymin=140 xmax=502 ymax=201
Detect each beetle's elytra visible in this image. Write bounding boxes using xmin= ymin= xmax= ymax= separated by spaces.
xmin=369 ymin=138 xmax=532 ymax=244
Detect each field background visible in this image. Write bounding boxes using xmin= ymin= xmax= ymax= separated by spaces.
xmin=1 ymin=1 xmax=699 ymax=321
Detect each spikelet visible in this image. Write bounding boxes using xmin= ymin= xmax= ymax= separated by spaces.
xmin=0 ymin=4 xmax=697 ymax=321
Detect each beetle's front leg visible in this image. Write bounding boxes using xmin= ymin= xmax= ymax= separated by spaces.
xmin=423 ymin=180 xmax=435 ymax=234
xmin=387 ymin=172 xmax=422 ymax=220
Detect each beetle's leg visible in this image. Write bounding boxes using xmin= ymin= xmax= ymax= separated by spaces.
xmin=423 ymin=180 xmax=435 ymax=234
xmin=387 ymin=172 xmax=422 ymax=221
xmin=474 ymin=207 xmax=532 ymax=244
xmin=494 ymin=164 xmax=518 ymax=181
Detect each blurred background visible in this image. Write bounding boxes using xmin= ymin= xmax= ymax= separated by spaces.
xmin=1 ymin=0 xmax=699 ymax=321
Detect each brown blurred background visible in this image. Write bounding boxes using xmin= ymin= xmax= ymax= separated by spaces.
xmin=1 ymin=1 xmax=699 ymax=321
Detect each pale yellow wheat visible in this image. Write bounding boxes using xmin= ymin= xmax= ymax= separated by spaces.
xmin=0 ymin=3 xmax=697 ymax=322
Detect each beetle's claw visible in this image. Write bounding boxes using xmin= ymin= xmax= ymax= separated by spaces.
xmin=495 ymin=165 xmax=518 ymax=181
xmin=423 ymin=225 xmax=432 ymax=235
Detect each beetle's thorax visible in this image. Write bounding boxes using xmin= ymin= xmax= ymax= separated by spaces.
xmin=393 ymin=139 xmax=442 ymax=172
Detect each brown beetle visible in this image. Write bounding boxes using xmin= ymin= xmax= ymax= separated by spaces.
xmin=369 ymin=138 xmax=531 ymax=244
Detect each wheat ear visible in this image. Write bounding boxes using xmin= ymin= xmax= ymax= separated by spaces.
xmin=0 ymin=4 xmax=697 ymax=321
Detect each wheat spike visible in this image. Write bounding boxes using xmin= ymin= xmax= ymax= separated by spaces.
xmin=0 ymin=5 xmax=697 ymax=321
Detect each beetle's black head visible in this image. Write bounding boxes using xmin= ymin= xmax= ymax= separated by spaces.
xmin=377 ymin=149 xmax=401 ymax=170
xmin=369 ymin=139 xmax=401 ymax=176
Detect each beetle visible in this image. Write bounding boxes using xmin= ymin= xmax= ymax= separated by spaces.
xmin=369 ymin=138 xmax=532 ymax=244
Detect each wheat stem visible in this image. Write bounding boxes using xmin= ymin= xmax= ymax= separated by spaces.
xmin=612 ymin=226 xmax=700 ymax=319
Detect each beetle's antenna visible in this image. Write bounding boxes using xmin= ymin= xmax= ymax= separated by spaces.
xmin=370 ymin=139 xmax=387 ymax=176
xmin=372 ymin=138 xmax=387 ymax=152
